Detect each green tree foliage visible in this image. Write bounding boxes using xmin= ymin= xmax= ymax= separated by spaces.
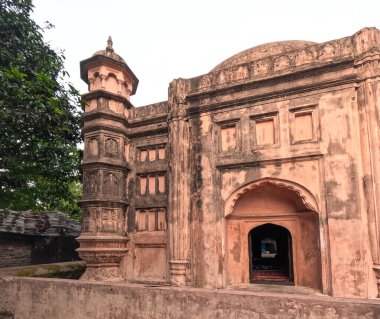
xmin=0 ymin=0 xmax=83 ymax=220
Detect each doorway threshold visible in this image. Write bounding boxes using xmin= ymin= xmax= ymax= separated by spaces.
xmin=251 ymin=280 xmax=294 ymax=286
xmin=229 ymin=283 xmax=323 ymax=296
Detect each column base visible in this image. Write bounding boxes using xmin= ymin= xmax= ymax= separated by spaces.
xmin=80 ymin=264 xmax=124 ymax=282
xmin=169 ymin=259 xmax=189 ymax=285
xmin=76 ymin=234 xmax=128 ymax=282
xmin=373 ymin=264 xmax=380 ymax=297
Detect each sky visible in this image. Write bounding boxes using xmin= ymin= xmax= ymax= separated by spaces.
xmin=32 ymin=0 xmax=380 ymax=107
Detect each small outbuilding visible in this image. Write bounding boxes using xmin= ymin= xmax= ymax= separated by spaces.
xmin=0 ymin=210 xmax=80 ymax=268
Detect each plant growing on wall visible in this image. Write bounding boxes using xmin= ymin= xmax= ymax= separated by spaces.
xmin=0 ymin=0 xmax=83 ymax=219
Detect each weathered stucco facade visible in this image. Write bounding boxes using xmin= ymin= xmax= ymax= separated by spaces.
xmin=76 ymin=28 xmax=380 ymax=299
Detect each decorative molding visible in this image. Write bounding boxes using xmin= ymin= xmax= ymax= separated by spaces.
xmin=216 ymin=153 xmax=323 ymax=170
xmin=128 ymin=116 xmax=168 ymax=128
xmin=81 ymin=161 xmax=130 ymax=173
xmin=82 ymin=124 xmax=128 ymax=136
xmin=126 ymin=126 xmax=168 ymax=139
xmin=190 ymin=35 xmax=357 ymax=94
xmin=186 ymin=72 xmax=356 ymax=116
xmin=132 ymin=101 xmax=168 ymax=119
xmin=82 ymin=89 xmax=133 ymax=108
xmin=82 ymin=108 xmax=126 ymax=124
xmin=224 ymin=177 xmax=319 ymax=217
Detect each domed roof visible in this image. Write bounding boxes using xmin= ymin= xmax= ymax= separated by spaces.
xmin=211 ymin=40 xmax=316 ymax=72
xmin=93 ymin=36 xmax=126 ymax=63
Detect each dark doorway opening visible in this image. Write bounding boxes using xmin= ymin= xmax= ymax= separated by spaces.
xmin=249 ymin=223 xmax=294 ymax=284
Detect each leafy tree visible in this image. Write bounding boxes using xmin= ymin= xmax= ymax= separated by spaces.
xmin=0 ymin=0 xmax=83 ymax=219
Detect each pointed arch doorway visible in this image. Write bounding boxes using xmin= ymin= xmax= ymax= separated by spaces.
xmin=249 ymin=223 xmax=293 ymax=284
xmin=225 ymin=178 xmax=322 ymax=290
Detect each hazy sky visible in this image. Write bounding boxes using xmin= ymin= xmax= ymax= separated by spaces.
xmin=32 ymin=0 xmax=380 ymax=107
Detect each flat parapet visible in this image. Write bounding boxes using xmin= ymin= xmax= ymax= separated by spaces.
xmin=0 ymin=277 xmax=379 ymax=319
xmin=131 ymin=101 xmax=168 ymax=120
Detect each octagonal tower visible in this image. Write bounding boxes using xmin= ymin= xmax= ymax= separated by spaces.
xmin=76 ymin=37 xmax=138 ymax=281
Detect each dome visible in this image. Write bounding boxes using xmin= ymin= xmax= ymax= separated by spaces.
xmin=93 ymin=36 xmax=126 ymax=63
xmin=211 ymin=40 xmax=316 ymax=72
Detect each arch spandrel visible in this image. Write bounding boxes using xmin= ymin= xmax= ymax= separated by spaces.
xmin=225 ymin=178 xmax=319 ymax=217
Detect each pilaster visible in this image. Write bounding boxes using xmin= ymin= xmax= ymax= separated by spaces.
xmin=354 ymin=28 xmax=380 ymax=295
xmin=167 ymin=79 xmax=191 ymax=285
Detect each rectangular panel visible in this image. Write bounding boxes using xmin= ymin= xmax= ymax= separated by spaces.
xmin=148 ymin=176 xmax=156 ymax=195
xmin=124 ymin=143 xmax=129 ymax=161
xmin=88 ymin=138 xmax=99 ymax=157
xmin=158 ymin=147 xmax=166 ymax=160
xmin=148 ymin=148 xmax=156 ymax=161
xmin=294 ymin=113 xmax=313 ymax=141
xmin=140 ymin=150 xmax=147 ymax=162
xmin=136 ymin=210 xmax=146 ymax=231
xmin=221 ymin=126 xmax=236 ymax=152
xmin=140 ymin=176 xmax=147 ymax=195
xmin=157 ymin=209 xmax=166 ymax=230
xmin=255 ymin=119 xmax=275 ymax=145
xmin=158 ymin=175 xmax=165 ymax=193
xmin=135 ymin=247 xmax=167 ymax=280
xmin=148 ymin=210 xmax=156 ymax=231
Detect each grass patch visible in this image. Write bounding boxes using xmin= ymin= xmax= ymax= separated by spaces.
xmin=16 ymin=268 xmax=36 ymax=277
xmin=36 ymin=268 xmax=85 ymax=279
xmin=14 ymin=262 xmax=86 ymax=279
xmin=42 ymin=264 xmax=61 ymax=272
xmin=67 ymin=263 xmax=83 ymax=270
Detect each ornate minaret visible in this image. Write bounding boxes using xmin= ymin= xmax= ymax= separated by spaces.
xmin=76 ymin=37 xmax=138 ymax=281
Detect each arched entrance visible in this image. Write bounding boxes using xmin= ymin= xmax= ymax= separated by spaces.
xmin=225 ymin=178 xmax=322 ymax=290
xmin=249 ymin=224 xmax=293 ymax=283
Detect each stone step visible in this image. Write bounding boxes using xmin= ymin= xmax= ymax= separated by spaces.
xmin=252 ymin=270 xmax=289 ymax=282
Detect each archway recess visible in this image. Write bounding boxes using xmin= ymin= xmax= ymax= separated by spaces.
xmin=225 ymin=178 xmax=321 ymax=290
xmin=225 ymin=178 xmax=319 ymax=218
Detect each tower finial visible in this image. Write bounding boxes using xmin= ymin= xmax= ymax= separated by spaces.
xmin=106 ymin=36 xmax=114 ymax=52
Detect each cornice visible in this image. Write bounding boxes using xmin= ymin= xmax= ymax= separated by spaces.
xmin=82 ymin=160 xmax=130 ymax=172
xmin=82 ymin=123 xmax=168 ymax=139
xmin=82 ymin=124 xmax=128 ymax=136
xmin=187 ymin=59 xmax=354 ymax=100
xmin=190 ymin=36 xmax=356 ymax=95
xmin=82 ymin=90 xmax=134 ymax=108
xmin=82 ymin=109 xmax=127 ymax=125
xmin=186 ymin=74 xmax=357 ymax=116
